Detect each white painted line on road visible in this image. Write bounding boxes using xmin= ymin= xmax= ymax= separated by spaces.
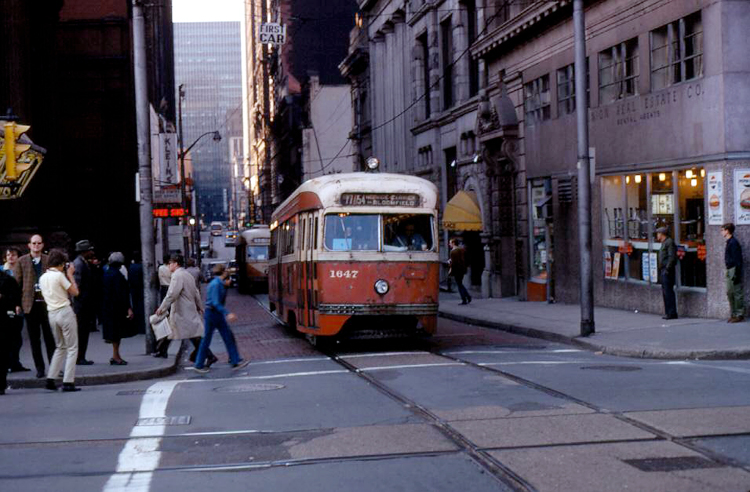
xmin=678 ymin=361 xmax=750 ymax=375
xmin=338 ymin=351 xmax=430 ymax=359
xmin=447 ymin=349 xmax=582 ymax=355
xmin=176 ymin=369 xmax=349 ymax=385
xmin=102 ymin=380 xmax=179 ymax=492
xmin=249 ymin=357 xmax=332 ymax=365
xmin=178 ymin=429 xmax=264 ymax=437
xmin=478 ymin=360 xmax=588 ymax=366
xmin=360 ymin=362 xmax=465 ymax=371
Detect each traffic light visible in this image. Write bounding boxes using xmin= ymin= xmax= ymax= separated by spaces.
xmin=3 ymin=121 xmax=31 ymax=181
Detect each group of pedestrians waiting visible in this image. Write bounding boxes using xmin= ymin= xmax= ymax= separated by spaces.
xmin=0 ymin=234 xmax=144 ymax=393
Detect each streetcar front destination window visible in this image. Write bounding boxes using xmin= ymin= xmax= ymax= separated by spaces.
xmin=247 ymin=246 xmax=268 ymax=260
xmin=324 ymin=213 xmax=434 ymax=252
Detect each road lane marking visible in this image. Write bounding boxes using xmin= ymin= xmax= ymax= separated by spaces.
xmin=446 ymin=349 xmax=582 ymax=355
xmin=102 ymin=380 xmax=179 ymax=492
xmin=338 ymin=351 xmax=430 ymax=359
xmin=359 ymin=362 xmax=465 ymax=371
xmin=478 ymin=360 xmax=588 ymax=366
xmin=248 ymin=357 xmax=332 ymax=365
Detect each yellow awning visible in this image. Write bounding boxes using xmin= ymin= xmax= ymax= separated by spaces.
xmin=443 ymin=190 xmax=482 ymax=231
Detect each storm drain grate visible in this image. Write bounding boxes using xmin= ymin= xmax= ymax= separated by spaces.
xmin=623 ymin=456 xmax=723 ymax=472
xmin=580 ymin=365 xmax=642 ymax=372
xmin=213 ymin=383 xmax=285 ymax=393
xmin=136 ymin=416 xmax=191 ymax=426
xmin=117 ymin=389 xmax=164 ymax=396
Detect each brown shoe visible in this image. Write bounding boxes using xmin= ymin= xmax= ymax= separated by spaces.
xmin=728 ymin=317 xmax=742 ymax=323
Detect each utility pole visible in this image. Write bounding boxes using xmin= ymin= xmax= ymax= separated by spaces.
xmin=574 ymin=0 xmax=594 ymax=336
xmin=133 ymin=1 xmax=157 ymax=353
xmin=178 ymin=84 xmax=190 ymax=258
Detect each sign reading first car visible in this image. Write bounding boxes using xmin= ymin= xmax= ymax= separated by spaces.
xmin=259 ymin=23 xmax=286 ymax=45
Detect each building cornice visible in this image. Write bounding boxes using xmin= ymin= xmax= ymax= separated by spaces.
xmin=471 ymin=0 xmax=571 ymax=59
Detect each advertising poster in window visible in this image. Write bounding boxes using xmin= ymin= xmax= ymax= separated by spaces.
xmin=706 ymin=171 xmax=723 ymax=225
xmin=734 ymin=169 xmax=750 ymax=225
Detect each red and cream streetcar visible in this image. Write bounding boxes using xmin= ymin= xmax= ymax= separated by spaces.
xmin=268 ymin=160 xmax=439 ymax=344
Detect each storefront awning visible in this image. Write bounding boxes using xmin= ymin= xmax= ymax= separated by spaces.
xmin=443 ymin=190 xmax=482 ymax=231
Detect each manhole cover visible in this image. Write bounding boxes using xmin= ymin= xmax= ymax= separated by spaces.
xmin=580 ymin=365 xmax=642 ymax=372
xmin=623 ymin=456 xmax=722 ymax=472
xmin=136 ymin=416 xmax=191 ymax=426
xmin=214 ymin=383 xmax=285 ymax=393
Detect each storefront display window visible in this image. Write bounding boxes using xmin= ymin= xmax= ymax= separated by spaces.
xmin=530 ymin=181 xmax=551 ymax=283
xmin=677 ymin=168 xmax=706 ymax=287
xmin=601 ymin=168 xmax=706 ymax=289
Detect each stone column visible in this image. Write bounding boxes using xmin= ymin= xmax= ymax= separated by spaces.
xmin=452 ymin=14 xmax=468 ymax=103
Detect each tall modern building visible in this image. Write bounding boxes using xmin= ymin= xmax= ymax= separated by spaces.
xmin=174 ymin=21 xmax=243 ymax=224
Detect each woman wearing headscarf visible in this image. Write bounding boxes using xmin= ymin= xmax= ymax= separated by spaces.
xmin=101 ymin=252 xmax=135 ymax=365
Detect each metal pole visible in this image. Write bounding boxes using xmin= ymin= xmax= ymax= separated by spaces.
xmin=574 ymin=0 xmax=594 ymax=336
xmin=178 ymin=85 xmax=190 ymax=258
xmin=133 ymin=1 xmax=157 ymax=353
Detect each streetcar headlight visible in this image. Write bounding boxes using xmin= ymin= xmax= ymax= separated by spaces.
xmin=365 ymin=156 xmax=380 ymax=171
xmin=374 ymin=279 xmax=389 ymax=295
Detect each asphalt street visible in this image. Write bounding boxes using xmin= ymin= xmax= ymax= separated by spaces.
xmin=1 ymin=290 xmax=749 ymax=491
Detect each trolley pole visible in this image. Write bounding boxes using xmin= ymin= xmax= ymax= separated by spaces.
xmin=133 ymin=0 xmax=157 ymax=353
xmin=574 ymin=0 xmax=595 ymax=336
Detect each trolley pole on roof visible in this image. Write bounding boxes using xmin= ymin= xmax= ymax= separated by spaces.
xmin=133 ymin=0 xmax=157 ymax=353
xmin=574 ymin=0 xmax=595 ymax=336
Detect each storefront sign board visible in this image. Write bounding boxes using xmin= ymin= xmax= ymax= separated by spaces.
xmin=649 ymin=252 xmax=658 ymax=283
xmin=706 ymin=171 xmax=723 ymax=225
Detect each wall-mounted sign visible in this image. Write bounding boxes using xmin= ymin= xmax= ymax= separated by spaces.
xmin=706 ymin=171 xmax=723 ymax=225
xmin=734 ymin=169 xmax=750 ymax=225
xmin=259 ymin=23 xmax=286 ymax=45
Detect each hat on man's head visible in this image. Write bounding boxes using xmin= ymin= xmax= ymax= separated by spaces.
xmin=655 ymin=227 xmax=669 ymax=235
xmin=75 ymin=240 xmax=94 ymax=252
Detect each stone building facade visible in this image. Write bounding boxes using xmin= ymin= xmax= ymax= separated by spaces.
xmin=351 ymin=0 xmax=750 ymax=316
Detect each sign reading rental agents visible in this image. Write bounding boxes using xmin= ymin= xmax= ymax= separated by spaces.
xmin=259 ymin=23 xmax=286 ymax=45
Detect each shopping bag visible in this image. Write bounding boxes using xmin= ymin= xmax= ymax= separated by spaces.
xmin=151 ymin=316 xmax=172 ymax=340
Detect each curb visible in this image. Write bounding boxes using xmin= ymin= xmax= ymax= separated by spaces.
xmin=439 ymin=310 xmax=750 ymax=361
xmin=7 ymin=341 xmax=186 ymax=390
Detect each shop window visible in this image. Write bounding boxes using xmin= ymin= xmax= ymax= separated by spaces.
xmin=650 ymin=12 xmax=703 ymax=91
xmin=598 ymin=37 xmax=639 ymax=104
xmin=677 ymin=168 xmax=706 ymax=287
xmin=601 ymin=169 xmax=706 ymax=288
xmin=524 ymin=75 xmax=550 ymax=125
xmin=602 ymin=176 xmax=626 ymax=281
xmin=530 ymin=181 xmax=552 ymax=283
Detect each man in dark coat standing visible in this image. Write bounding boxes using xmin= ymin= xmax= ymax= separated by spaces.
xmin=0 ymin=269 xmax=22 ymax=394
xmin=722 ymin=223 xmax=744 ymax=322
xmin=449 ymin=238 xmax=472 ymax=305
xmin=73 ymin=240 xmax=96 ymax=365
xmin=656 ymin=227 xmax=678 ymax=320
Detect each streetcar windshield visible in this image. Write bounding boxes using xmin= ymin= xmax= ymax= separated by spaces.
xmin=324 ymin=214 xmax=379 ymax=251
xmin=247 ymin=246 xmax=268 ymax=260
xmin=383 ymin=214 xmax=434 ymax=252
xmin=324 ymin=213 xmax=434 ymax=252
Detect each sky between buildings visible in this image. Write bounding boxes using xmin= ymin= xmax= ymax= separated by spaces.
xmin=172 ymin=0 xmax=243 ymax=22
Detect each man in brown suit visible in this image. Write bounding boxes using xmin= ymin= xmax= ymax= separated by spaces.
xmin=13 ymin=234 xmax=55 ymax=378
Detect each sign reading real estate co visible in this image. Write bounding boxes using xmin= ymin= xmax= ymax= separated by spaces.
xmin=706 ymin=171 xmax=723 ymax=225
xmin=259 ymin=23 xmax=286 ymax=45
xmin=734 ymin=169 xmax=750 ymax=225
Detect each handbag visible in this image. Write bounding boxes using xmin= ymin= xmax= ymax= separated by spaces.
xmin=151 ymin=316 xmax=172 ymax=340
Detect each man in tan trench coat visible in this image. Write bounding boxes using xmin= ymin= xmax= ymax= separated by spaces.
xmin=153 ymin=254 xmax=216 ymax=365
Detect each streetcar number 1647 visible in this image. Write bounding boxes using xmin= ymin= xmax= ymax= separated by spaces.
xmin=329 ymin=270 xmax=359 ymax=279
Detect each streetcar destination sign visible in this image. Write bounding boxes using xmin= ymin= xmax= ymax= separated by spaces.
xmin=340 ymin=193 xmax=420 ymax=207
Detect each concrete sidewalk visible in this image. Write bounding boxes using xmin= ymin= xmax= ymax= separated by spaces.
xmin=7 ymin=332 xmax=181 ymax=389
xmin=439 ymin=292 xmax=750 ymax=360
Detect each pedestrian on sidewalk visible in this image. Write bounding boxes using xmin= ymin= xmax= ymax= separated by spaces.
xmin=0 ymin=268 xmax=22 ymax=393
xmin=39 ymin=249 xmax=81 ymax=392
xmin=72 ymin=240 xmax=97 ymax=365
xmin=13 ymin=235 xmax=56 ymax=378
xmin=656 ymin=227 xmax=678 ymax=320
xmin=722 ymin=223 xmax=745 ymax=323
xmin=102 ymin=252 xmax=136 ymax=365
xmin=154 ymin=254 xmax=216 ymax=364
xmin=449 ymin=238 xmax=472 ymax=305
xmin=158 ymin=262 xmax=172 ymax=303
xmin=186 ymin=257 xmax=203 ymax=292
xmin=3 ymin=248 xmax=29 ymax=373
xmin=188 ymin=264 xmax=249 ymax=373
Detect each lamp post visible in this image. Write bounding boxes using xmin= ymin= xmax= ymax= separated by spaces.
xmin=178 ymin=129 xmax=221 ymax=258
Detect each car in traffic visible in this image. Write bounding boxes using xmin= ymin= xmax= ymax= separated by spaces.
xmin=225 ymin=230 xmax=238 ymax=247
xmin=210 ymin=221 xmax=223 ymax=237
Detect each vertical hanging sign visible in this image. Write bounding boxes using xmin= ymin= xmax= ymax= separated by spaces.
xmin=706 ymin=171 xmax=723 ymax=225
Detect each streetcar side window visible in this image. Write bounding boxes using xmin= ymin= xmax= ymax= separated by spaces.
xmin=269 ymin=229 xmax=278 ymax=259
xmin=383 ymin=214 xmax=434 ymax=252
xmin=324 ymin=214 xmax=379 ymax=251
